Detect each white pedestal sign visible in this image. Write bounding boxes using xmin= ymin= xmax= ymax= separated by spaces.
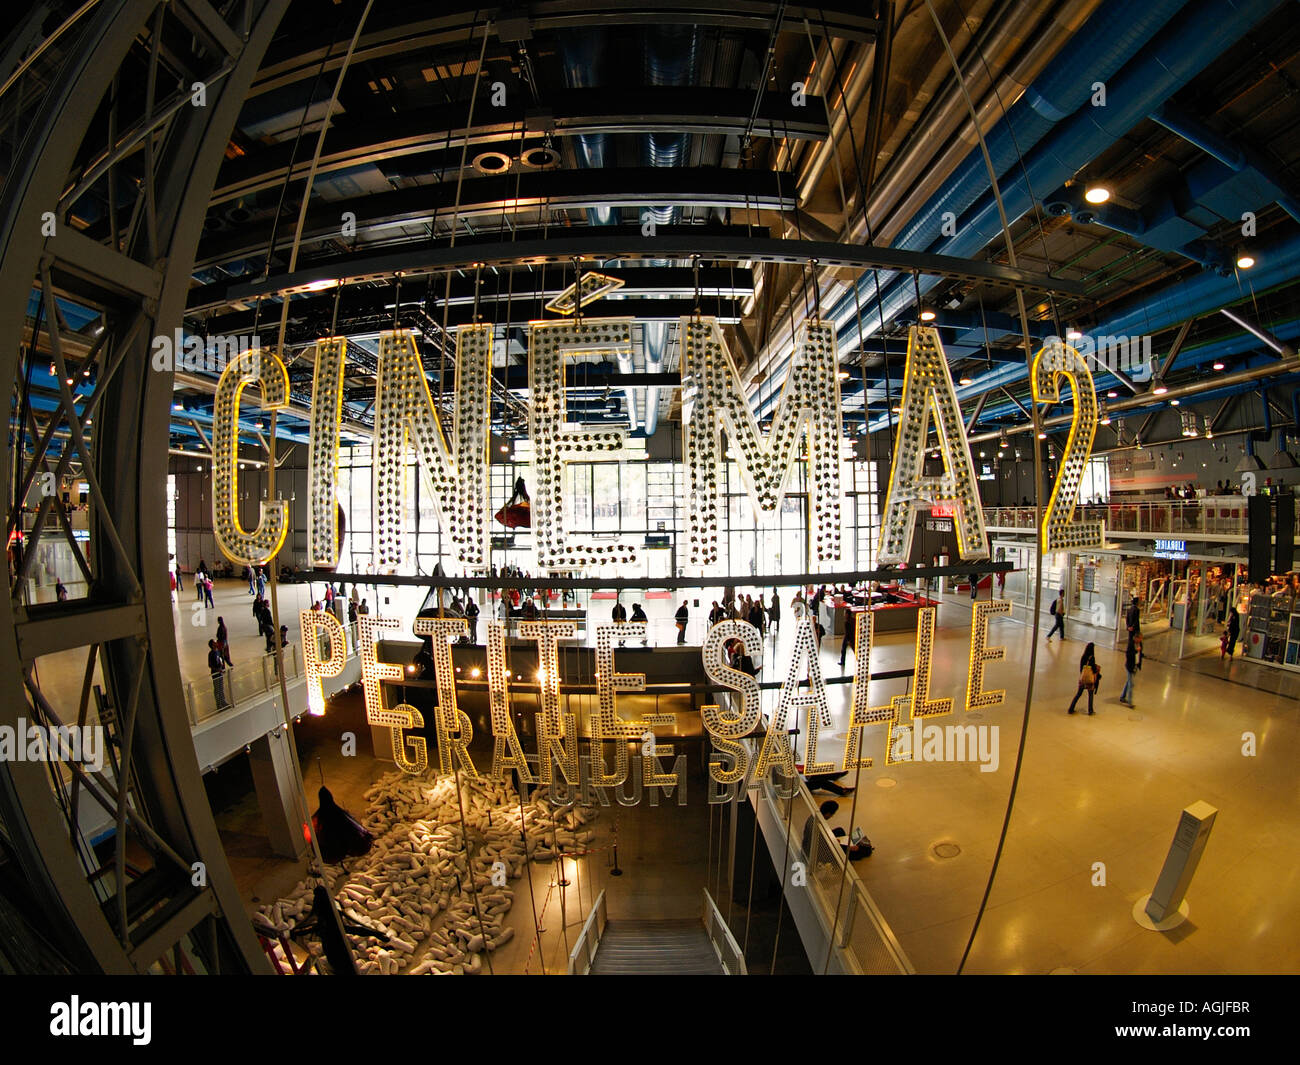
xmin=1144 ymin=800 xmax=1217 ymax=925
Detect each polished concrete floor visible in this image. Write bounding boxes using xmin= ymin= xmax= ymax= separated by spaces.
xmin=186 ymin=582 xmax=1300 ymax=974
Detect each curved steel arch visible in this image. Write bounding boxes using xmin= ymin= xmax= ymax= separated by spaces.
xmin=0 ymin=0 xmax=289 ymax=973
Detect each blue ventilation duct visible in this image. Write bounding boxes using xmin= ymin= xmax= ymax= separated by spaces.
xmin=1151 ymin=101 xmax=1300 ymax=224
xmin=755 ymin=0 xmax=1199 ymax=417
xmin=846 ymin=0 xmax=1287 ymax=434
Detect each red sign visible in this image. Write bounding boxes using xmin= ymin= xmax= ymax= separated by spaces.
xmin=930 ymin=503 xmax=954 ymax=517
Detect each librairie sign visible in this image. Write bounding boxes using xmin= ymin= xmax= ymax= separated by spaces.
xmin=209 ymin=302 xmax=1104 ymax=786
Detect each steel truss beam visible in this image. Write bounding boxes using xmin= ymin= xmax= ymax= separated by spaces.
xmin=248 ymin=3 xmax=882 ymax=99
xmin=0 ymin=0 xmax=288 ymax=974
xmin=186 ymin=264 xmax=753 ymax=316
xmin=229 ymin=230 xmax=1088 ymax=305
xmin=202 ymin=296 xmax=742 ymax=343
xmin=210 ymin=88 xmax=828 ymax=207
xmin=191 ymin=168 xmax=799 ymax=271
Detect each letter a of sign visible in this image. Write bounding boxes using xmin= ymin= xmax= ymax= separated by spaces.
xmin=681 ymin=317 xmax=844 ymax=566
xmin=878 ymin=326 xmax=987 ymax=563
xmin=373 ymin=327 xmax=490 ymax=571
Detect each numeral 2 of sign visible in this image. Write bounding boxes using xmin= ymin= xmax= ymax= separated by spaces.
xmin=1031 ymin=341 xmax=1103 ymax=553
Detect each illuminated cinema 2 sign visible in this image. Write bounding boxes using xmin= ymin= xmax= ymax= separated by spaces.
xmin=203 ymin=318 xmax=1102 ymax=785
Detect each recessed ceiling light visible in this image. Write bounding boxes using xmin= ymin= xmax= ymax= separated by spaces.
xmin=1084 ymin=184 xmax=1110 ymax=204
xmin=305 ymin=278 xmax=337 ymax=291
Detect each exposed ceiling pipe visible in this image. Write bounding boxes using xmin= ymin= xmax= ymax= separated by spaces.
xmin=748 ymin=0 xmax=1066 ymax=383
xmin=1219 ymin=307 xmax=1296 ymax=357
xmin=752 ymin=0 xmax=1182 ymax=408
xmin=558 ymin=32 xmax=614 ymax=226
xmin=967 ymin=352 xmax=1300 ymax=443
xmin=853 ymin=0 xmax=1290 ymax=433
xmin=1151 ymin=101 xmax=1300 ymax=224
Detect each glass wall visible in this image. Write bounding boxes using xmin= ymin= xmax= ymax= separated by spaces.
xmin=335 ymin=442 xmax=880 ymax=583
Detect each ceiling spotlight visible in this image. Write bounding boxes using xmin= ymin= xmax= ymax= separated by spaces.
xmin=919 ymin=309 xmax=937 ymax=322
xmin=1066 ymin=326 xmax=1083 ymax=340
xmin=1212 ymin=360 xmax=1225 ymax=371
xmin=1170 ymin=398 xmax=1180 ymax=406
xmin=891 ymin=405 xmax=901 ymax=414
xmin=837 ymin=370 xmax=850 ymax=380
xmin=1236 ymin=251 xmax=1255 ymax=270
xmin=958 ymin=374 xmax=973 ymax=386
xmin=1152 ymin=382 xmax=1168 ymax=395
xmin=304 ymin=278 xmax=337 ymax=291
xmin=1084 ymin=184 xmax=1111 ymax=204
xmin=1107 ymin=390 xmax=1118 ymax=399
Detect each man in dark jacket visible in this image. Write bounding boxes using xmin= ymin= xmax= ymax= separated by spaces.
xmin=675 ymin=602 xmax=689 ymax=644
xmin=208 ymin=640 xmax=229 ymax=710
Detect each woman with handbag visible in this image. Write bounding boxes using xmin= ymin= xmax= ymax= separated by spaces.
xmin=1068 ymin=642 xmax=1101 ymax=715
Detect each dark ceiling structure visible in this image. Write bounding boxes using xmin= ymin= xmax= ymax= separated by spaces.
xmin=17 ymin=0 xmax=1300 ymax=458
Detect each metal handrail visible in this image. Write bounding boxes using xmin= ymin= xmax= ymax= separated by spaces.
xmin=701 ymin=887 xmax=746 ymax=974
xmin=567 ymin=888 xmax=608 ymax=975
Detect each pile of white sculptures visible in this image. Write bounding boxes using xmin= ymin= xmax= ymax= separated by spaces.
xmin=257 ymin=770 xmax=598 ymax=974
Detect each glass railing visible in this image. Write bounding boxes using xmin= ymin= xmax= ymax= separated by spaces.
xmin=185 ymin=644 xmax=303 ymax=725
xmin=984 ymin=499 xmax=1260 ymax=538
xmin=567 ymin=889 xmax=608 ymax=975
xmin=752 ymin=762 xmax=913 ymax=975
xmin=702 ymin=888 xmax=746 ymax=974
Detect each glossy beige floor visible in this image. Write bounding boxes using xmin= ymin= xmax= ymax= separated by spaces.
xmin=797 ymin=593 xmax=1300 ymax=975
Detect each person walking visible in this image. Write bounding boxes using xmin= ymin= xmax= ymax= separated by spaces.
xmin=465 ymin=596 xmax=479 ymax=643
xmin=208 ymin=639 xmax=230 ymax=710
xmin=1067 ymin=642 xmax=1101 ymax=715
xmin=1119 ymin=634 xmax=1142 ymax=706
xmin=245 ymin=565 xmax=255 ymax=595
xmin=1046 ymin=589 xmax=1066 ymax=642
xmin=768 ymin=590 xmax=780 ymax=635
xmin=203 ymin=573 xmax=215 ymax=609
xmin=675 ymin=601 xmax=689 ymax=644
xmin=1126 ymin=596 xmax=1142 ymax=636
xmin=630 ymin=602 xmax=648 ymax=644
xmin=194 ymin=566 xmax=205 ymax=601
xmin=55 ymin=580 xmax=68 ymax=602
xmin=215 ymin=616 xmax=233 ymax=666
xmin=255 ymin=567 xmax=266 ymax=599
xmin=839 ymin=610 xmax=857 ymax=669
xmin=1223 ymin=607 xmax=1240 ymax=660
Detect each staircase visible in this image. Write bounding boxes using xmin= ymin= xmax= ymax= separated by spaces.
xmin=588 ymin=919 xmax=724 ymax=975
